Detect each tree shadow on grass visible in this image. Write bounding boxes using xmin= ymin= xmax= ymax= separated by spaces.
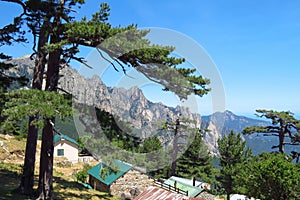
xmin=0 ymin=168 xmax=34 ymax=200
xmin=53 ymin=176 xmax=117 ymax=200
xmin=0 ymin=166 xmax=116 ymax=200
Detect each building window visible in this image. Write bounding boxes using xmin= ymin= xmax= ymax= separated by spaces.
xmin=57 ymin=149 xmax=64 ymax=156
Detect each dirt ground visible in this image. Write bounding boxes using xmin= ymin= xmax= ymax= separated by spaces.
xmin=0 ymin=134 xmax=119 ymax=200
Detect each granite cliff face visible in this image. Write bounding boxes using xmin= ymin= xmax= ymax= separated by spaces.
xmin=9 ymin=56 xmax=202 ymax=141
xmin=8 ymin=56 xmax=275 ymax=155
xmin=59 ymin=69 xmax=202 ymax=140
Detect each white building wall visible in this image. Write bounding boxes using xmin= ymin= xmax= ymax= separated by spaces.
xmin=54 ymin=140 xmax=78 ymax=163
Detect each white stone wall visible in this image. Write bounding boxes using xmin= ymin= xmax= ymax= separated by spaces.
xmin=54 ymin=140 xmax=78 ymax=163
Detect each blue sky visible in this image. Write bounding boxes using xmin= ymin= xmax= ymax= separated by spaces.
xmin=1 ymin=0 xmax=300 ymax=117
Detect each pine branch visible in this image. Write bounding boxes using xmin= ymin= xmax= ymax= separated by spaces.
xmin=283 ymin=142 xmax=300 ymax=146
xmin=96 ymin=47 xmax=119 ymax=71
xmin=71 ymin=56 xmax=93 ymax=69
xmin=263 ymin=133 xmax=279 ymax=137
xmin=55 ymin=86 xmax=77 ymax=99
xmin=114 ymin=58 xmax=127 ymax=74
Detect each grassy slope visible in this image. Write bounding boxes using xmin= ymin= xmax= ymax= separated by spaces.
xmin=0 ymin=135 xmax=120 ymax=200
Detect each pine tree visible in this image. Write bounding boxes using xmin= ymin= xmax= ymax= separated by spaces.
xmin=243 ymin=109 xmax=300 ymax=153
xmin=21 ymin=4 xmax=52 ymax=195
xmin=1 ymin=1 xmax=211 ymax=198
xmin=217 ymin=130 xmax=252 ymax=200
xmin=140 ymin=136 xmax=162 ymax=153
xmin=160 ymin=115 xmax=202 ymax=177
xmin=176 ymin=130 xmax=214 ymax=183
xmin=138 ymin=136 xmax=166 ymax=177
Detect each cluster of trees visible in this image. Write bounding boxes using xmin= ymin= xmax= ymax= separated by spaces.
xmin=0 ymin=1 xmax=210 ymax=199
xmin=86 ymin=109 xmax=300 ymax=200
xmin=1 ymin=1 xmax=300 ymax=200
xmin=217 ymin=110 xmax=300 ymax=200
xmin=72 ymin=106 xmax=213 ymax=182
xmin=131 ymin=109 xmax=300 ymax=200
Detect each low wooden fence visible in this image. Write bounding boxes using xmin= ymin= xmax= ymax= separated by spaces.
xmin=154 ymin=179 xmax=189 ymax=196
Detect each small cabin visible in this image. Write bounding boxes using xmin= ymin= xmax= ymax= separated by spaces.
xmin=88 ymin=160 xmax=154 ymax=196
xmin=54 ymin=134 xmax=79 ymax=163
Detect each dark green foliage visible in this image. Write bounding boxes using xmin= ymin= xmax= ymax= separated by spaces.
xmin=0 ymin=59 xmax=28 ymax=92
xmin=62 ymin=2 xmax=210 ymax=100
xmin=1 ymin=89 xmax=72 ymax=132
xmin=1 ymin=1 xmax=211 ymax=197
xmin=99 ymin=160 xmax=120 ymax=181
xmin=217 ymin=130 xmax=252 ymax=200
xmin=139 ymin=136 xmax=167 ymax=178
xmin=76 ymin=136 xmax=89 ymax=154
xmin=0 ymin=13 xmax=26 ymax=46
xmin=0 ymin=16 xmax=28 ymax=130
xmin=159 ymin=116 xmax=202 ymax=177
xmin=176 ymin=132 xmax=215 ymax=183
xmin=139 ymin=136 xmax=162 ymax=153
xmin=243 ymin=109 xmax=300 ymax=153
xmin=80 ymin=105 xmax=141 ymax=151
xmin=75 ymin=170 xmax=88 ymax=183
xmin=55 ymin=117 xmax=79 ymax=141
xmin=236 ymin=153 xmax=300 ymax=200
xmin=75 ymin=164 xmax=92 ymax=183
xmin=73 ymin=103 xmax=146 ymax=166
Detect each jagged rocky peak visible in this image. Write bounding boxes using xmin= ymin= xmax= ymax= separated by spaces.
xmin=59 ymin=67 xmax=112 ymax=113
xmin=8 ymin=56 xmax=273 ymax=155
xmin=9 ymin=56 xmax=201 ymax=137
xmin=88 ymin=74 xmax=105 ymax=85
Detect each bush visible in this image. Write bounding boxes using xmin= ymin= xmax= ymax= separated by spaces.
xmin=75 ymin=164 xmax=92 ymax=183
xmin=75 ymin=170 xmax=88 ymax=183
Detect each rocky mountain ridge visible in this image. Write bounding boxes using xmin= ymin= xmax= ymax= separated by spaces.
xmin=9 ymin=56 xmax=202 ymax=139
xmin=8 ymin=56 xmax=274 ymax=155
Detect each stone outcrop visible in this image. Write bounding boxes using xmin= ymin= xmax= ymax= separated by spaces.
xmin=110 ymin=169 xmax=154 ymax=197
xmin=9 ymin=56 xmax=202 ymax=143
xmin=8 ymin=56 xmax=270 ymax=155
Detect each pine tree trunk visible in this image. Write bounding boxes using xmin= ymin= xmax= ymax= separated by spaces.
xmin=19 ymin=26 xmax=49 ymax=195
xmin=19 ymin=116 xmax=39 ymax=195
xmin=37 ymin=11 xmax=62 ymax=198
xmin=37 ymin=121 xmax=54 ymax=200
xmin=279 ymin=132 xmax=285 ymax=153
xmin=227 ymin=193 xmax=230 ymax=200
xmin=171 ymin=118 xmax=180 ymax=176
xmin=37 ymin=56 xmax=59 ymax=199
xmin=37 ymin=55 xmax=60 ymax=199
xmin=278 ymin=121 xmax=285 ymax=153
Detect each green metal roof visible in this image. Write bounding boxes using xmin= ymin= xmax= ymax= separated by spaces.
xmin=88 ymin=160 xmax=132 ymax=186
xmin=164 ymin=177 xmax=204 ymax=197
xmin=54 ymin=134 xmax=79 ymax=146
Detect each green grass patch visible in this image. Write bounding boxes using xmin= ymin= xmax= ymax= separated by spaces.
xmin=0 ymin=162 xmax=120 ymax=200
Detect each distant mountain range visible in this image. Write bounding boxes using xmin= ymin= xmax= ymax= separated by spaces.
xmin=8 ymin=56 xmax=300 ymax=155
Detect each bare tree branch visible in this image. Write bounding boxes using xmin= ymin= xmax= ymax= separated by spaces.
xmin=263 ymin=133 xmax=279 ymax=137
xmin=70 ymin=56 xmax=93 ymax=69
xmin=55 ymin=86 xmax=78 ymax=99
xmin=283 ymin=142 xmax=300 ymax=146
xmin=96 ymin=47 xmax=119 ymax=72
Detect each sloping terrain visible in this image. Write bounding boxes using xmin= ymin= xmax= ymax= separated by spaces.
xmin=0 ymin=135 xmax=119 ymax=200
